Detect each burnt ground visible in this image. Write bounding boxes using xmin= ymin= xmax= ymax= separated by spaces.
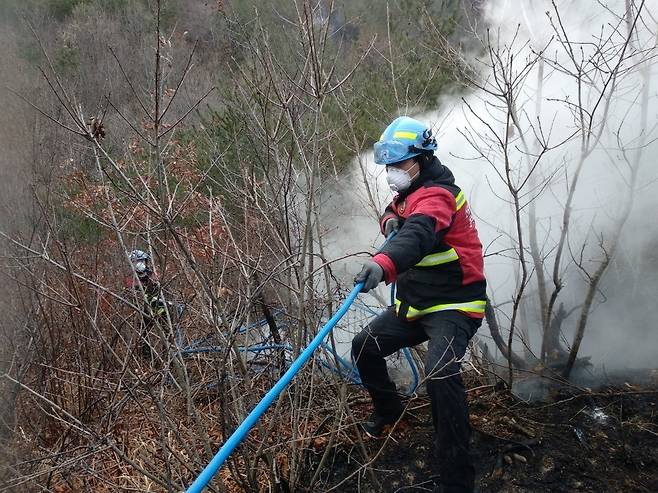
xmin=320 ymin=380 xmax=658 ymax=493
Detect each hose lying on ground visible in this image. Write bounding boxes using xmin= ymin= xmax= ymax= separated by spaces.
xmin=185 ymin=283 xmax=364 ymax=493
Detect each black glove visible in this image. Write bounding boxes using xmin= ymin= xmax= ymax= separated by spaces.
xmin=354 ymin=261 xmax=384 ymax=293
xmin=383 ymin=217 xmax=401 ymax=238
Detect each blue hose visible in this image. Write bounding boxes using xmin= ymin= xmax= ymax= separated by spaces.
xmin=390 ymin=276 xmax=419 ymax=394
xmin=185 ymin=283 xmax=364 ymax=493
xmin=320 ymin=341 xmax=362 ymax=384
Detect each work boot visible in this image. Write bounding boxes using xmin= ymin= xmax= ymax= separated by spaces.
xmin=361 ymin=409 xmax=403 ymax=438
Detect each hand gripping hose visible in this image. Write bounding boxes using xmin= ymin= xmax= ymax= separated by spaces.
xmin=186 ymin=283 xmax=364 ymax=493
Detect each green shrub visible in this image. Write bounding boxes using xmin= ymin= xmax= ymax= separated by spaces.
xmin=59 ymin=209 xmax=104 ymax=245
xmin=48 ymin=0 xmax=88 ymax=20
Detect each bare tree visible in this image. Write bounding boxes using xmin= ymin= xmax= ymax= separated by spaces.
xmin=425 ymin=0 xmax=657 ymax=384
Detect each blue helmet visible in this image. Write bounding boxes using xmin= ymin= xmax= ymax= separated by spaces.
xmin=373 ymin=116 xmax=437 ymax=165
xmin=129 ymin=249 xmax=151 ymax=277
xmin=129 ymin=249 xmax=150 ymax=262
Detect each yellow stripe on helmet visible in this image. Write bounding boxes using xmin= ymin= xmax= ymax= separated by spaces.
xmin=393 ymin=131 xmax=417 ymax=140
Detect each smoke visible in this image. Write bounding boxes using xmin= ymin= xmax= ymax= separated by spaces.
xmin=332 ymin=0 xmax=658 ymax=374
xmin=0 ymin=28 xmax=33 ymax=235
xmin=0 ymin=12 xmax=37 ymax=460
xmin=463 ymin=0 xmax=658 ymax=372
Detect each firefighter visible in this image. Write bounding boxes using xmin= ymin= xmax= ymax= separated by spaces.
xmin=126 ymin=249 xmax=166 ymax=361
xmin=352 ymin=117 xmax=487 ymax=493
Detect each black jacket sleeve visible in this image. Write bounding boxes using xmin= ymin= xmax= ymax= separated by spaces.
xmin=379 ymin=214 xmax=443 ymax=273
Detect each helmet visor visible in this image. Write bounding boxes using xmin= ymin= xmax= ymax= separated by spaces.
xmin=373 ymin=140 xmax=413 ymax=165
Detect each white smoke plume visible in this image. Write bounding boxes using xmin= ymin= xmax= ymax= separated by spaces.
xmin=330 ymin=0 xmax=658 ymax=374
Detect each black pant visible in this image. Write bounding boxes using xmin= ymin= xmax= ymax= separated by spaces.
xmin=352 ymin=308 xmax=481 ymax=493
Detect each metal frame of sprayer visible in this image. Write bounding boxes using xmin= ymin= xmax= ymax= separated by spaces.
xmin=184 ymin=232 xmax=416 ymax=493
xmin=174 ymin=300 xmax=419 ymax=395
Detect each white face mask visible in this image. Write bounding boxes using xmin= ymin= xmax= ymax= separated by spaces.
xmin=386 ymin=164 xmax=419 ymax=192
xmin=133 ymin=261 xmax=147 ymax=275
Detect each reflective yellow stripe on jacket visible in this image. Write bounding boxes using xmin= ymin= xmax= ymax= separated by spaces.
xmin=455 ymin=191 xmax=466 ymax=211
xmin=415 ymin=248 xmax=459 ymax=267
xmin=412 ymin=192 xmax=466 ymax=268
xmin=395 ymin=298 xmax=486 ymax=319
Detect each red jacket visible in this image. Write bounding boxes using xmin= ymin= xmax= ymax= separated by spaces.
xmin=373 ymin=158 xmax=486 ymax=319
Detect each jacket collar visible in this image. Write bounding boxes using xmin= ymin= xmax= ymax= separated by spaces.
xmin=395 ymin=156 xmax=454 ymax=201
